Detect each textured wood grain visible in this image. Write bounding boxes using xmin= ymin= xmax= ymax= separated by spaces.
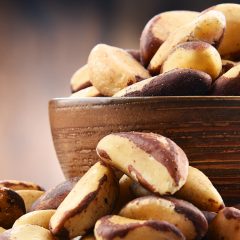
xmin=49 ymin=97 xmax=240 ymax=204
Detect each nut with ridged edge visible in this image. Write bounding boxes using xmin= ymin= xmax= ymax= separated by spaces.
xmin=96 ymin=132 xmax=189 ymax=195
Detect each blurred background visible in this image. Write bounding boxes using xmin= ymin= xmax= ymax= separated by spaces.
xmin=0 ymin=0 xmax=238 ymax=189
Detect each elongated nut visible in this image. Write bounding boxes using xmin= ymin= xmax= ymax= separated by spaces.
xmin=0 ymin=180 xmax=44 ymax=191
xmin=148 ymin=10 xmax=226 ymax=74
xmin=211 ymin=63 xmax=240 ymax=95
xmin=94 ymin=215 xmax=185 ymax=240
xmin=13 ymin=209 xmax=56 ymax=229
xmin=16 ymin=190 xmax=45 ymax=212
xmin=88 ymin=44 xmax=150 ymax=96
xmin=49 ymin=162 xmax=119 ymax=239
xmin=207 ymin=207 xmax=240 ymax=240
xmin=140 ymin=10 xmax=198 ymax=66
xmin=0 ymin=187 xmax=26 ymax=229
xmin=175 ymin=166 xmax=224 ymax=212
xmin=70 ymin=86 xmax=102 ymax=98
xmin=0 ymin=224 xmax=55 ymax=240
xmin=31 ymin=177 xmax=79 ymax=211
xmin=119 ymin=196 xmax=208 ymax=240
xmin=221 ymin=59 xmax=238 ymax=74
xmin=97 ymin=132 xmax=189 ymax=195
xmin=70 ymin=64 xmax=92 ymax=93
xmin=113 ymin=69 xmax=212 ymax=97
xmin=161 ymin=41 xmax=222 ymax=79
xmin=208 ymin=3 xmax=240 ymax=59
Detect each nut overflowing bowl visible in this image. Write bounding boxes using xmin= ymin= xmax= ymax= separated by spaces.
xmin=49 ymin=96 xmax=240 ymax=205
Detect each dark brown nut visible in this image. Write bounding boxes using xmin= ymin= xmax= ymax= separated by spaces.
xmin=148 ymin=10 xmax=225 ymax=75
xmin=113 ymin=69 xmax=212 ymax=97
xmin=94 ymin=215 xmax=185 ymax=240
xmin=140 ymin=10 xmax=198 ymax=66
xmin=0 ymin=187 xmax=26 ymax=229
xmin=161 ymin=41 xmax=222 ymax=80
xmin=126 ymin=49 xmax=141 ymax=62
xmin=31 ymin=177 xmax=79 ymax=211
xmin=16 ymin=190 xmax=45 ymax=212
xmin=0 ymin=180 xmax=44 ymax=191
xmin=0 ymin=224 xmax=55 ymax=240
xmin=88 ymin=44 xmax=150 ymax=96
xmin=130 ymin=181 xmax=152 ymax=198
xmin=119 ymin=196 xmax=208 ymax=240
xmin=208 ymin=3 xmax=240 ymax=60
xmin=221 ymin=59 xmax=238 ymax=74
xmin=207 ymin=207 xmax=240 ymax=240
xmin=211 ymin=63 xmax=240 ymax=95
xmin=97 ymin=132 xmax=189 ymax=195
xmin=70 ymin=64 xmax=92 ymax=93
xmin=70 ymin=86 xmax=102 ymax=98
xmin=175 ymin=166 xmax=224 ymax=212
xmin=49 ymin=162 xmax=119 ymax=239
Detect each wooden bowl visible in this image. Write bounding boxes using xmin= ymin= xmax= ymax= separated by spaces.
xmin=49 ymin=96 xmax=240 ymax=205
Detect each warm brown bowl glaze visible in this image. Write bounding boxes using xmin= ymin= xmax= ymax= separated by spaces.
xmin=49 ymin=97 xmax=240 ymax=205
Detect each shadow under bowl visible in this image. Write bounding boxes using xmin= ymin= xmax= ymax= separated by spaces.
xmin=49 ymin=96 xmax=240 ymax=205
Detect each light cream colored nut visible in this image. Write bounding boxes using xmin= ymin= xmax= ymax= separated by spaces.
xmin=31 ymin=177 xmax=79 ymax=211
xmin=70 ymin=64 xmax=92 ymax=93
xmin=207 ymin=207 xmax=240 ymax=240
xmin=114 ymin=69 xmax=212 ymax=97
xmin=0 ymin=228 xmax=5 ymax=234
xmin=161 ymin=41 xmax=222 ymax=79
xmin=16 ymin=190 xmax=45 ymax=213
xmin=0 ymin=180 xmax=44 ymax=191
xmin=211 ymin=63 xmax=240 ymax=95
xmin=148 ymin=10 xmax=226 ymax=74
xmin=140 ymin=10 xmax=198 ymax=66
xmin=119 ymin=196 xmax=208 ymax=240
xmin=49 ymin=162 xmax=119 ymax=239
xmin=70 ymin=86 xmax=102 ymax=98
xmin=175 ymin=166 xmax=224 ymax=212
xmin=13 ymin=209 xmax=56 ymax=229
xmin=97 ymin=132 xmax=189 ymax=195
xmin=94 ymin=215 xmax=185 ymax=240
xmin=88 ymin=44 xmax=150 ymax=96
xmin=208 ymin=3 xmax=240 ymax=59
xmin=0 ymin=187 xmax=26 ymax=229
xmin=0 ymin=224 xmax=55 ymax=240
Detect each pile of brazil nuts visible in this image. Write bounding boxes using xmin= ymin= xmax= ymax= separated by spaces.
xmin=69 ymin=3 xmax=240 ymax=98
xmin=0 ymin=132 xmax=240 ymax=239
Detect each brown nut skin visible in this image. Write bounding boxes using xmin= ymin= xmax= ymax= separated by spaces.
xmin=0 ymin=187 xmax=26 ymax=229
xmin=140 ymin=10 xmax=198 ymax=66
xmin=221 ymin=59 xmax=238 ymax=74
xmin=119 ymin=196 xmax=208 ymax=240
xmin=206 ymin=207 xmax=240 ymax=240
xmin=97 ymin=132 xmax=189 ymax=195
xmin=94 ymin=215 xmax=185 ymax=240
xmin=0 ymin=180 xmax=44 ymax=191
xmin=49 ymin=162 xmax=119 ymax=239
xmin=201 ymin=211 xmax=217 ymax=225
xmin=114 ymin=69 xmax=212 ymax=97
xmin=211 ymin=63 xmax=240 ymax=95
xmin=31 ymin=177 xmax=79 ymax=211
xmin=125 ymin=49 xmax=141 ymax=62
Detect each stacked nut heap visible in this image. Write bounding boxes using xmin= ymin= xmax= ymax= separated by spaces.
xmin=0 ymin=131 xmax=240 ymax=240
xmin=70 ymin=3 xmax=240 ymax=98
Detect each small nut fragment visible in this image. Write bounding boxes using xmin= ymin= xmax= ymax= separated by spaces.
xmin=0 ymin=180 xmax=44 ymax=191
xmin=114 ymin=69 xmax=212 ymax=97
xmin=161 ymin=41 xmax=222 ymax=79
xmin=97 ymin=132 xmax=188 ymax=195
xmin=119 ymin=196 xmax=208 ymax=240
xmin=94 ymin=215 xmax=185 ymax=240
xmin=207 ymin=207 xmax=240 ymax=240
xmin=49 ymin=162 xmax=119 ymax=239
xmin=175 ymin=166 xmax=224 ymax=212
xmin=140 ymin=10 xmax=198 ymax=66
xmin=13 ymin=209 xmax=56 ymax=229
xmin=70 ymin=86 xmax=102 ymax=98
xmin=16 ymin=190 xmax=45 ymax=212
xmin=88 ymin=44 xmax=150 ymax=96
xmin=0 ymin=187 xmax=26 ymax=229
xmin=31 ymin=177 xmax=79 ymax=211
